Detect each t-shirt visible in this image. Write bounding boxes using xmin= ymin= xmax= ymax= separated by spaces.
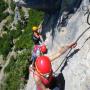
xmin=31 ymin=45 xmax=41 ymax=61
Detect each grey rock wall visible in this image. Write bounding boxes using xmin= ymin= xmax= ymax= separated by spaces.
xmin=26 ymin=0 xmax=90 ymax=90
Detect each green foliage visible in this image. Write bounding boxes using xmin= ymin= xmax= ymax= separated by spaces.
xmin=5 ymin=56 xmax=16 ymax=73
xmin=0 ymin=12 xmax=9 ymax=22
xmin=0 ymin=0 xmax=8 ymax=22
xmin=0 ymin=0 xmax=8 ymax=12
xmin=5 ymin=52 xmax=30 ymax=90
xmin=15 ymin=9 xmax=44 ymax=50
xmin=3 ymin=9 xmax=44 ymax=90
xmin=19 ymin=8 xmax=25 ymax=19
xmin=9 ymin=21 xmax=22 ymax=39
xmin=3 ymin=26 xmax=9 ymax=32
xmin=15 ymin=32 xmax=33 ymax=50
xmin=26 ymin=9 xmax=44 ymax=32
xmin=0 ymin=34 xmax=13 ymax=58
xmin=0 ymin=24 xmax=22 ymax=57
xmin=11 ymin=1 xmax=16 ymax=11
xmin=9 ymin=30 xmax=22 ymax=39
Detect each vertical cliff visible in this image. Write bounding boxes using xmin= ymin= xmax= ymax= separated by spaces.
xmin=25 ymin=0 xmax=90 ymax=90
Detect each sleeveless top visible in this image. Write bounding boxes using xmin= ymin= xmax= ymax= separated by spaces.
xmin=32 ymin=32 xmax=40 ymax=44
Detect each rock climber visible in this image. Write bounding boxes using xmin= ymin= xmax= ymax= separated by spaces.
xmin=29 ymin=42 xmax=77 ymax=90
xmin=30 ymin=25 xmax=46 ymax=63
xmin=30 ymin=44 xmax=47 ymax=65
xmin=32 ymin=26 xmax=43 ymax=45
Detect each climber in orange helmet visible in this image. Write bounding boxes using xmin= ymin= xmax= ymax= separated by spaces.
xmin=32 ymin=26 xmax=43 ymax=45
xmin=29 ymin=42 xmax=77 ymax=90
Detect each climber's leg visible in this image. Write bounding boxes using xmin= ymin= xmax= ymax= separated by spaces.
xmin=56 ymin=73 xmax=65 ymax=90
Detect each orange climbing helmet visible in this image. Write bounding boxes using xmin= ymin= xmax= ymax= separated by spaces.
xmin=32 ymin=26 xmax=38 ymax=31
xmin=35 ymin=56 xmax=52 ymax=75
xmin=40 ymin=45 xmax=47 ymax=53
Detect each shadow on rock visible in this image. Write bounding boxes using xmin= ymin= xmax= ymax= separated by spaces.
xmin=51 ymin=73 xmax=65 ymax=90
xmin=41 ymin=0 xmax=82 ymax=41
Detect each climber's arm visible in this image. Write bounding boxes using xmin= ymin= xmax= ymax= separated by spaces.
xmin=49 ymin=42 xmax=77 ymax=61
xmin=33 ymin=32 xmax=40 ymax=38
xmin=38 ymin=23 xmax=42 ymax=33
xmin=34 ymin=72 xmax=50 ymax=90
xmin=29 ymin=67 xmax=50 ymax=90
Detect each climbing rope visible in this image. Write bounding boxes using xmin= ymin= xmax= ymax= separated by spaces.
xmin=54 ymin=26 xmax=90 ymax=73
xmin=50 ymin=5 xmax=90 ymax=74
xmin=80 ymin=36 xmax=90 ymax=49
xmin=87 ymin=11 xmax=90 ymax=25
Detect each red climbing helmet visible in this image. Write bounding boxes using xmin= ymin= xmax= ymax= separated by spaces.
xmin=40 ymin=45 xmax=47 ymax=53
xmin=35 ymin=56 xmax=52 ymax=75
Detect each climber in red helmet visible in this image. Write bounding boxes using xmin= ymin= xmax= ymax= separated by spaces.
xmin=34 ymin=56 xmax=55 ymax=89
xmin=30 ymin=44 xmax=47 ymax=64
xmin=40 ymin=44 xmax=47 ymax=54
xmin=29 ymin=42 xmax=77 ymax=90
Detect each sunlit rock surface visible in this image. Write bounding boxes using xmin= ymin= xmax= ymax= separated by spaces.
xmin=26 ymin=0 xmax=90 ymax=90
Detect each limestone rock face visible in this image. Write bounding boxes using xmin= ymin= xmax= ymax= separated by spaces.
xmin=26 ymin=0 xmax=90 ymax=90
